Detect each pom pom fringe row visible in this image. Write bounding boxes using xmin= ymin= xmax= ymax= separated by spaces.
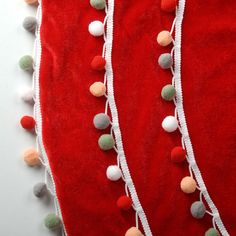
xmin=30 ymin=1 xmax=68 ymax=235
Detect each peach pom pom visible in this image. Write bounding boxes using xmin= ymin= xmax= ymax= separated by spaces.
xmin=157 ymin=31 xmax=172 ymax=46
xmin=89 ymin=82 xmax=106 ymax=97
xmin=180 ymin=176 xmax=197 ymax=194
xmin=23 ymin=148 xmax=41 ymax=166
xmin=24 ymin=0 xmax=38 ymax=5
xmin=125 ymin=227 xmax=143 ymax=236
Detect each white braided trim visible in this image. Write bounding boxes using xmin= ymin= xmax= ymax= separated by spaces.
xmin=173 ymin=0 xmax=230 ymax=235
xmin=102 ymin=0 xmax=153 ymax=235
xmin=32 ymin=1 xmax=68 ymax=235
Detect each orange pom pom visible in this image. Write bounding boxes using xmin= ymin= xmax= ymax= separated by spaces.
xmin=157 ymin=31 xmax=172 ymax=47
xmin=180 ymin=176 xmax=197 ymax=194
xmin=89 ymin=82 xmax=106 ymax=97
xmin=24 ymin=0 xmax=38 ymax=5
xmin=23 ymin=148 xmax=41 ymax=166
xmin=125 ymin=227 xmax=143 ymax=236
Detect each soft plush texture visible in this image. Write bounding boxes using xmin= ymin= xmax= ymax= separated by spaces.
xmin=39 ymin=0 xmax=236 ymax=235
xmin=20 ymin=115 xmax=35 ymax=130
xmin=23 ymin=148 xmax=40 ymax=167
xmin=19 ymin=55 xmax=34 ymax=71
xmin=22 ymin=16 xmax=37 ymax=33
xmin=33 ymin=182 xmax=47 ymax=198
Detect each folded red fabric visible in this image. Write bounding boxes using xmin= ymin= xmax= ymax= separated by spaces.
xmin=39 ymin=0 xmax=236 ymax=235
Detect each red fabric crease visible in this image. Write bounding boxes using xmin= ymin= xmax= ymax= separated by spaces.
xmin=39 ymin=0 xmax=236 ymax=235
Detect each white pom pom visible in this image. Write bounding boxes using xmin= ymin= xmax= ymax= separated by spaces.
xmin=88 ymin=21 xmax=104 ymax=37
xmin=162 ymin=116 xmax=178 ymax=132
xmin=106 ymin=165 xmax=122 ymax=181
xmin=18 ymin=87 xmax=35 ymax=104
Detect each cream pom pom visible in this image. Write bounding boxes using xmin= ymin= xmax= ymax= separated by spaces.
xmin=162 ymin=116 xmax=178 ymax=132
xmin=18 ymin=87 xmax=35 ymax=104
xmin=88 ymin=21 xmax=104 ymax=37
xmin=106 ymin=165 xmax=122 ymax=181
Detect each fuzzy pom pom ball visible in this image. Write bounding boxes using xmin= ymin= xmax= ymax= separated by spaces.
xmin=162 ymin=116 xmax=178 ymax=132
xmin=19 ymin=55 xmax=34 ymax=71
xmin=157 ymin=31 xmax=172 ymax=46
xmin=23 ymin=16 xmax=37 ymax=33
xmin=190 ymin=201 xmax=206 ymax=219
xmin=106 ymin=165 xmax=122 ymax=181
xmin=33 ymin=182 xmax=47 ymax=198
xmin=205 ymin=228 xmax=220 ymax=236
xmin=93 ymin=113 xmax=110 ymax=130
xmin=20 ymin=116 xmax=36 ymax=130
xmin=89 ymin=82 xmax=106 ymax=97
xmin=88 ymin=21 xmax=104 ymax=37
xmin=98 ymin=134 xmax=115 ymax=150
xmin=180 ymin=176 xmax=197 ymax=194
xmin=18 ymin=87 xmax=35 ymax=104
xmin=90 ymin=0 xmax=106 ymax=10
xmin=125 ymin=227 xmax=143 ymax=236
xmin=117 ymin=195 xmax=133 ymax=211
xmin=161 ymin=0 xmax=177 ymax=13
xmin=91 ymin=56 xmax=106 ymax=71
xmin=23 ymin=148 xmax=40 ymax=166
xmin=24 ymin=0 xmax=38 ymax=5
xmin=158 ymin=53 xmax=173 ymax=69
xmin=171 ymin=146 xmax=186 ymax=163
xmin=161 ymin=84 xmax=176 ymax=101
xmin=44 ymin=213 xmax=61 ymax=230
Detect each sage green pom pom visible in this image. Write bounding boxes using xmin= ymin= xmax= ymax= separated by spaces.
xmin=98 ymin=134 xmax=115 ymax=150
xmin=205 ymin=228 xmax=220 ymax=236
xmin=90 ymin=0 xmax=106 ymax=10
xmin=161 ymin=84 xmax=176 ymax=101
xmin=44 ymin=213 xmax=61 ymax=230
xmin=19 ymin=55 xmax=34 ymax=71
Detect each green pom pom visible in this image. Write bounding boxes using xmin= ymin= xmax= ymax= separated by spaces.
xmin=205 ymin=228 xmax=220 ymax=236
xmin=90 ymin=0 xmax=106 ymax=10
xmin=19 ymin=55 xmax=34 ymax=71
xmin=44 ymin=213 xmax=61 ymax=230
xmin=98 ymin=134 xmax=115 ymax=150
xmin=161 ymin=84 xmax=176 ymax=101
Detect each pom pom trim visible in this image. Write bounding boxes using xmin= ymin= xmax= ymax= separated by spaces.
xmin=88 ymin=1 xmax=152 ymax=235
xmin=20 ymin=1 xmax=68 ymax=235
xmin=157 ymin=0 xmax=229 ymax=235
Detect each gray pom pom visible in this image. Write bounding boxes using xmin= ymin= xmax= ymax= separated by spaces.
xmin=93 ymin=113 xmax=110 ymax=130
xmin=33 ymin=182 xmax=47 ymax=198
xmin=158 ymin=53 xmax=173 ymax=69
xmin=190 ymin=201 xmax=206 ymax=219
xmin=23 ymin=16 xmax=37 ymax=33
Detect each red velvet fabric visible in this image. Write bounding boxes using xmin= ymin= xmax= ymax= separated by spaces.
xmin=39 ymin=0 xmax=236 ymax=235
